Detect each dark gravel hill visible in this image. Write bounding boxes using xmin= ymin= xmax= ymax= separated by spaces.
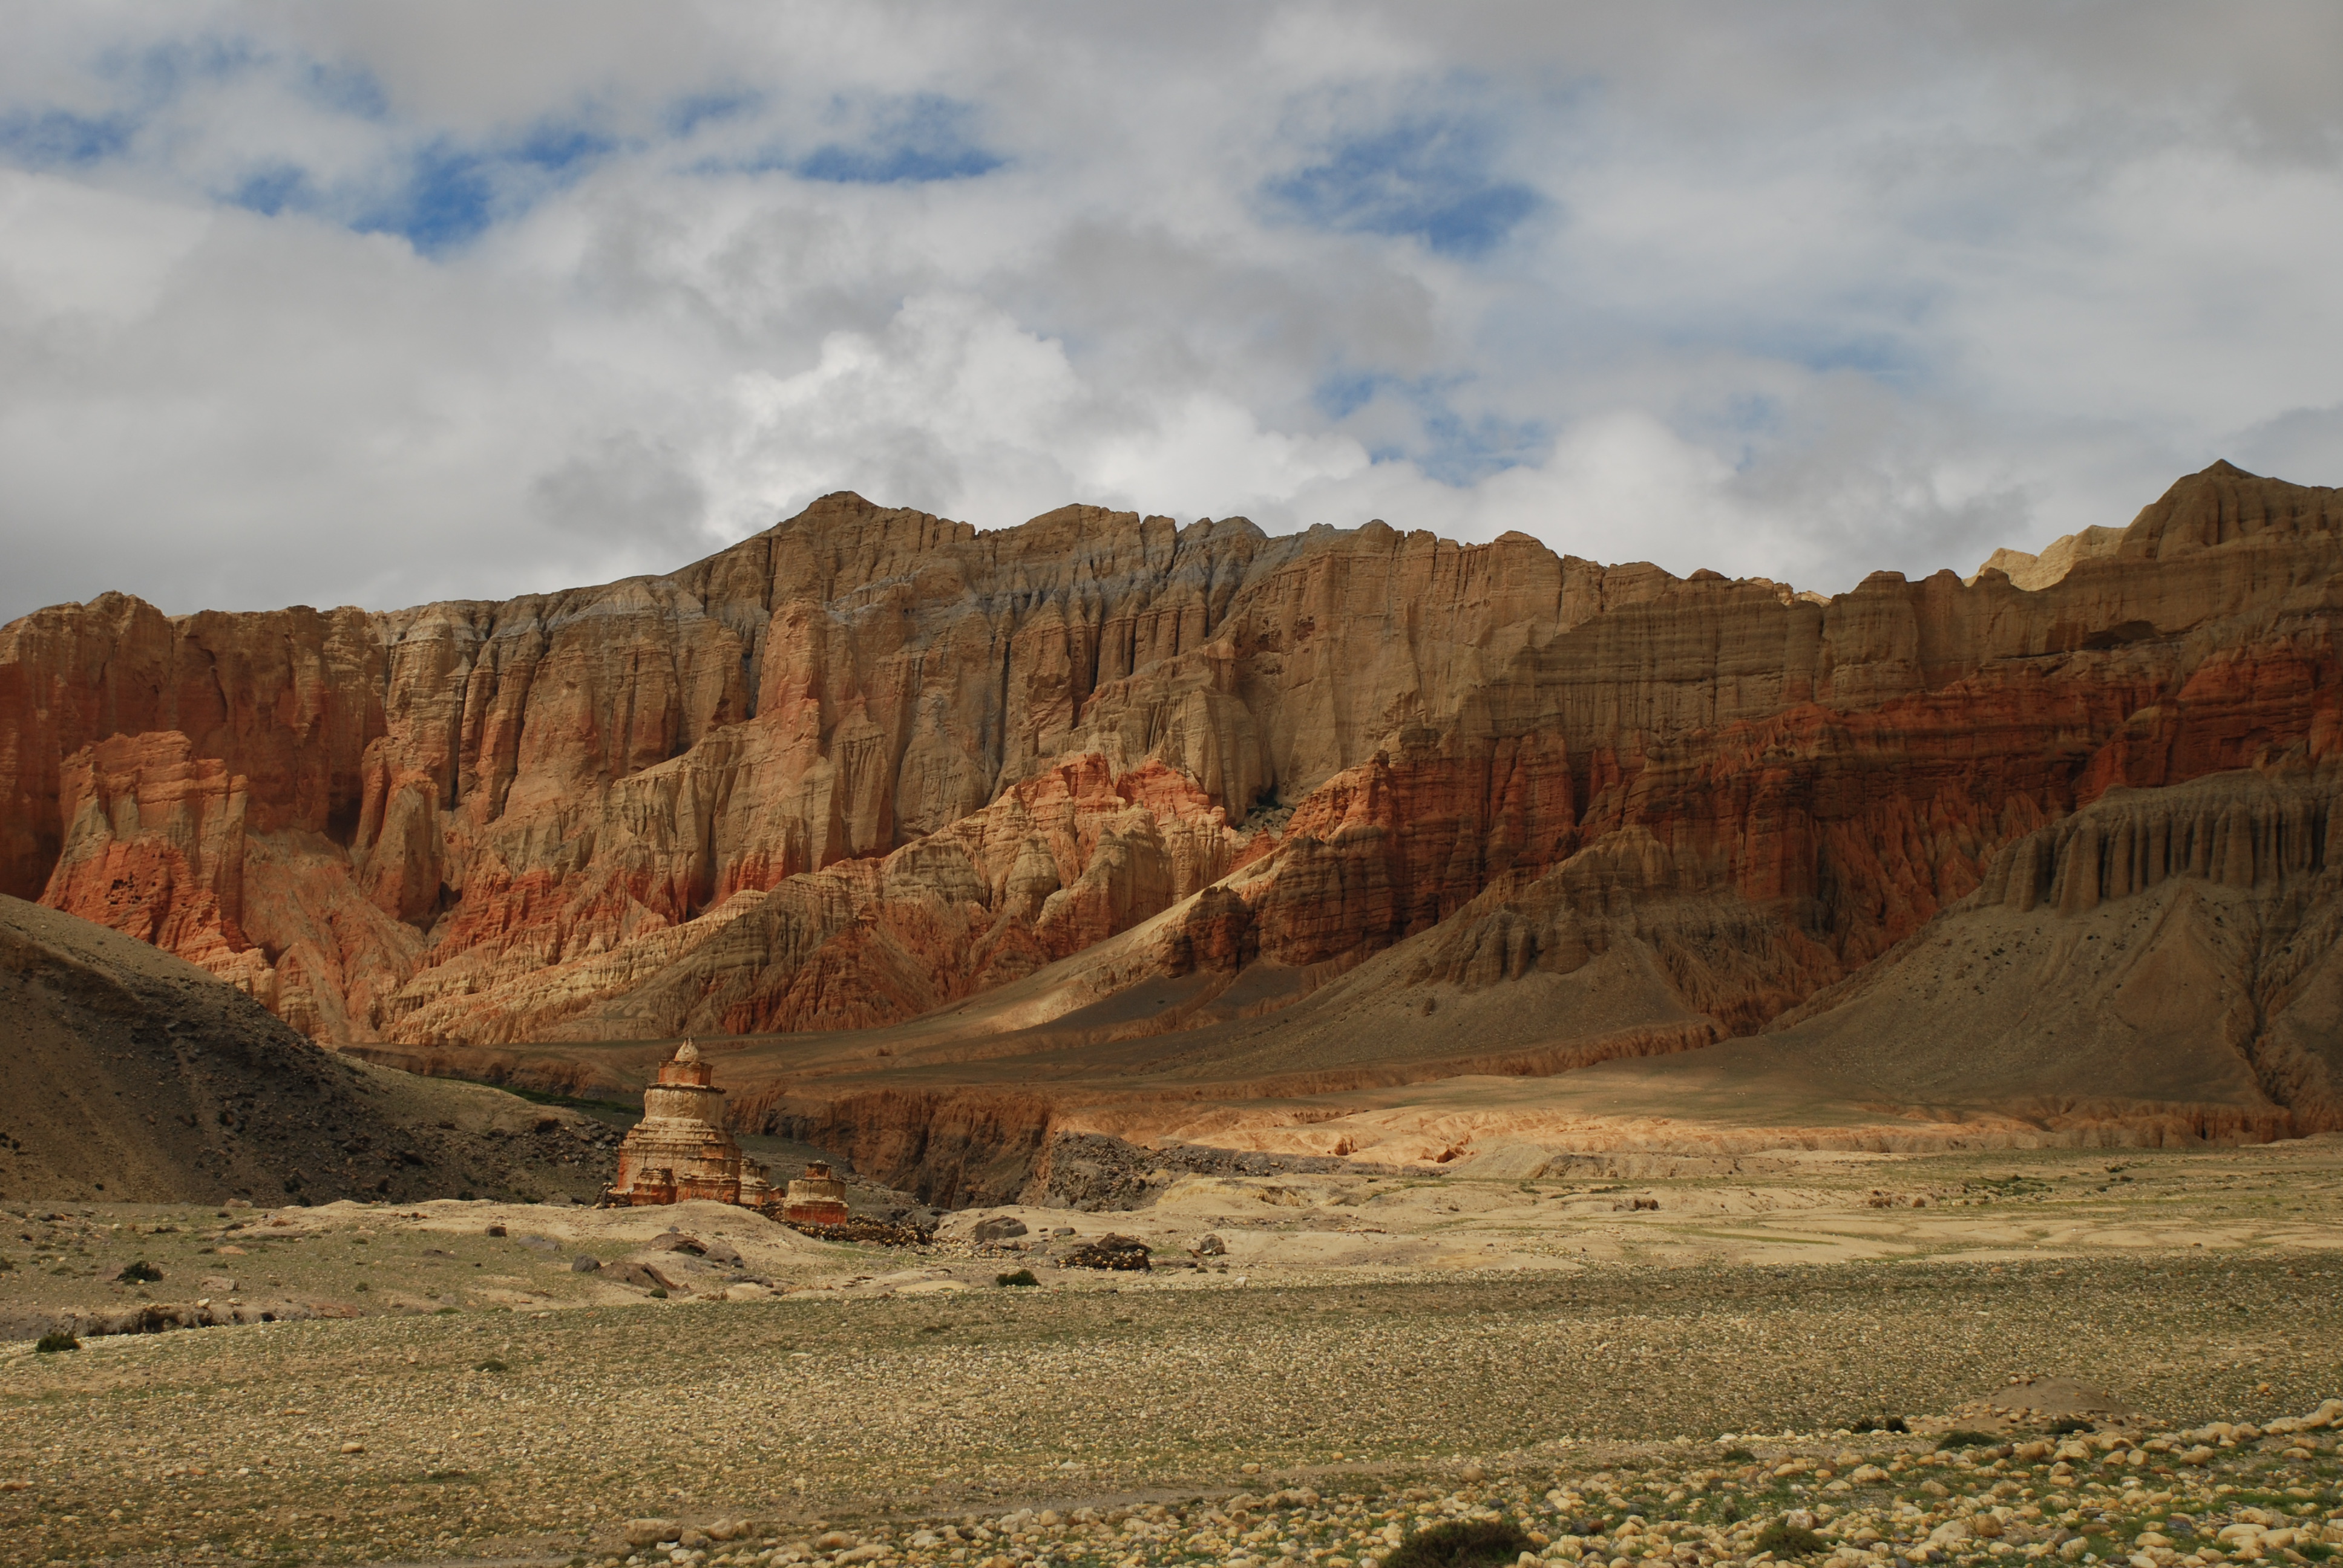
xmin=0 ymin=895 xmax=617 ymax=1204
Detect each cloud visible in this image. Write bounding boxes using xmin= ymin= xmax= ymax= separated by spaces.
xmin=530 ymin=431 xmax=706 ymax=552
xmin=1 ymin=2 xmax=2339 ymax=627
xmin=710 ymin=292 xmax=1371 ymax=533
xmin=795 ymin=94 xmax=1004 ymax=185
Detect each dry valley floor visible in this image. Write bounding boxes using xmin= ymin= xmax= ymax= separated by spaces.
xmin=3 ymin=1141 xmax=2341 ymax=1567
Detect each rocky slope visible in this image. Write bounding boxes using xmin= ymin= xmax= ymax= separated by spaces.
xmin=6 ymin=462 xmax=2342 ymax=1182
xmin=0 ymin=893 xmax=615 ymax=1204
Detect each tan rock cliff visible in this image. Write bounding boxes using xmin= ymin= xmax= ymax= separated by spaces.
xmin=7 ymin=462 xmax=2343 ymax=1176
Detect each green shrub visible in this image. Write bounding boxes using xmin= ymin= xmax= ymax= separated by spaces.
xmin=1754 ymin=1521 xmax=1824 ymax=1557
xmin=995 ymin=1269 xmax=1040 ymax=1287
xmin=648 ymin=1287 xmax=668 ymax=1299
xmin=473 ymin=1357 xmax=508 ymax=1373
xmin=1383 ymin=1518 xmax=1533 ymax=1568
xmin=115 ymin=1260 xmax=162 ymax=1284
xmin=433 ymin=1306 xmax=459 ymax=1315
xmin=1936 ymin=1430 xmax=1999 ymax=1451
xmin=1720 ymin=1447 xmax=1755 ymax=1463
xmin=35 ymin=1330 xmax=80 ymax=1353
xmin=1850 ymin=1416 xmax=1909 ymax=1434
xmin=2048 ymin=1417 xmax=2094 ymax=1436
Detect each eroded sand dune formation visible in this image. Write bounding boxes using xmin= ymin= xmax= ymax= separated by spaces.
xmin=5 ymin=461 xmax=2341 ymax=1193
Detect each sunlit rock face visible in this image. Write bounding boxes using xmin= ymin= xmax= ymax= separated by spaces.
xmin=3 ymin=463 xmax=2339 ymax=1115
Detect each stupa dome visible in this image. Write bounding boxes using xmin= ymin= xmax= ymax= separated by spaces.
xmin=602 ymin=1037 xmax=773 ymax=1214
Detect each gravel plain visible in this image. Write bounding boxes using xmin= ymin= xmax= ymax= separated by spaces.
xmin=3 ymin=1142 xmax=2340 ymax=1568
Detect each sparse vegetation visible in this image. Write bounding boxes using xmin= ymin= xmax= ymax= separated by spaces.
xmin=996 ymin=1268 xmax=1040 ymax=1287
xmin=34 ymin=1330 xmax=80 ymax=1353
xmin=1963 ymin=1175 xmax=2053 ymax=1198
xmin=1383 ymin=1518 xmax=1533 ymax=1568
xmin=1935 ymin=1429 xmax=2000 ymax=1450
xmin=3 ymin=1146 xmax=2340 ymax=1565
xmin=114 ymin=1259 xmax=162 ymax=1283
xmin=1 ymin=1252 xmax=2339 ymax=1566
xmin=1754 ymin=1519 xmax=1825 ymax=1557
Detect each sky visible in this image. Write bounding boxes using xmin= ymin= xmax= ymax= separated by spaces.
xmin=2 ymin=2 xmax=2339 ymax=623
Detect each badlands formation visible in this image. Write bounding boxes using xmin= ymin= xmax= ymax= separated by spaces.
xmin=4 ymin=460 xmax=2342 ymax=1193
xmin=5 ymin=463 xmax=2343 ymax=1568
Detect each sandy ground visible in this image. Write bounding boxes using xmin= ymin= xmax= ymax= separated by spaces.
xmin=10 ymin=1138 xmax=2340 ymax=1330
xmin=965 ymin=1135 xmax=2343 ymax=1278
xmin=1101 ymin=1063 xmax=2282 ymax=1168
xmin=3 ymin=1138 xmax=2341 ymax=1566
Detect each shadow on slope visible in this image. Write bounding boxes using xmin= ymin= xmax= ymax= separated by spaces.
xmin=0 ymin=895 xmax=619 ymax=1204
xmin=346 ymin=766 xmax=2343 ymax=1205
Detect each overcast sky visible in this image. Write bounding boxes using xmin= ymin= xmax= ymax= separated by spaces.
xmin=2 ymin=2 xmax=2339 ymax=622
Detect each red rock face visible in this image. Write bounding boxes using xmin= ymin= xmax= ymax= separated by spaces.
xmin=38 ymin=731 xmax=266 ymax=996
xmin=5 ymin=463 xmax=2341 ymax=1085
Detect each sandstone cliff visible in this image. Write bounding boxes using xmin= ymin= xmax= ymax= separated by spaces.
xmin=7 ymin=498 xmax=1587 ymax=1040
xmin=7 ymin=461 xmax=2343 ymax=1183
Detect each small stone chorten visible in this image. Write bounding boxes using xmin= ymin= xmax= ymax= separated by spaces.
xmin=601 ymin=1039 xmax=779 ymax=1212
xmin=782 ymin=1161 xmax=850 ymax=1226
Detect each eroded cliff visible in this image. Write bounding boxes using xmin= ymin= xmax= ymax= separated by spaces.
xmin=8 ymin=461 xmax=2343 ymax=1175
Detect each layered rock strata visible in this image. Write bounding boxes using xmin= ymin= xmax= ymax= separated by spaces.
xmin=8 ymin=462 xmax=2343 ymax=1174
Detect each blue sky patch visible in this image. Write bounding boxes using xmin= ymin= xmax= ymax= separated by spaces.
xmin=1314 ymin=369 xmax=1547 ymax=485
xmin=96 ymin=34 xmax=264 ymax=103
xmin=355 ymin=142 xmax=496 ymax=253
xmin=298 ymin=59 xmax=390 ymax=122
xmin=512 ymin=121 xmax=617 ymax=178
xmin=352 ymin=119 xmax=618 ymax=255
xmin=229 ymin=162 xmax=313 ymax=217
xmin=666 ymin=88 xmax=761 ymax=138
xmin=798 ymin=94 xmax=1003 ymax=185
xmin=0 ymin=108 xmax=137 ymax=168
xmin=1316 ymin=370 xmax=1383 ymax=422
xmin=1268 ymin=114 xmax=1541 ymax=259
xmin=0 ymin=39 xmax=621 ymax=258
xmin=1728 ymin=321 xmax=1926 ymax=389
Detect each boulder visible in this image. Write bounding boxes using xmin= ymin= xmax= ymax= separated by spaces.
xmin=1063 ymin=1233 xmax=1152 ymax=1271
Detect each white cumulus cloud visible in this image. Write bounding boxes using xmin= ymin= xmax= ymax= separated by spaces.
xmin=1 ymin=2 xmax=2339 ymax=621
